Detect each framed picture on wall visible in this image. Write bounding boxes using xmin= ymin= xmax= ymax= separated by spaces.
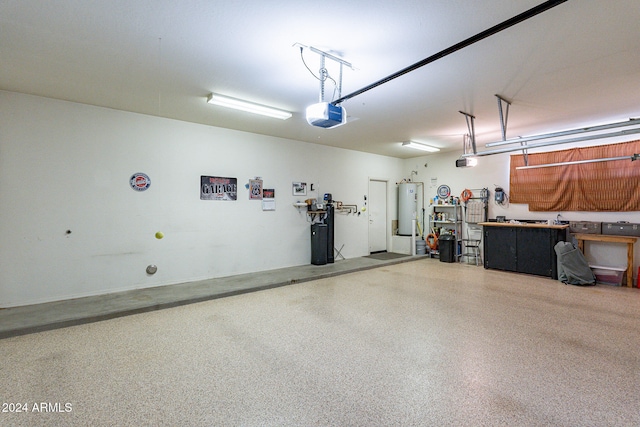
xmin=249 ymin=179 xmax=263 ymax=200
xmin=292 ymin=182 xmax=307 ymax=196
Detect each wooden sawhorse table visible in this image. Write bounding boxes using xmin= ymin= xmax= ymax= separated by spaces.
xmin=572 ymin=233 xmax=637 ymax=288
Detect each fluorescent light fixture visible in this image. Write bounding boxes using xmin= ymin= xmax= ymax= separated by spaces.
xmin=206 ymin=93 xmax=292 ymax=120
xmin=402 ymin=141 xmax=440 ymax=152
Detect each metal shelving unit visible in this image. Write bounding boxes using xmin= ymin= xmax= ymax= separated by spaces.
xmin=429 ymin=203 xmax=463 ymax=261
xmin=462 ymin=188 xmax=489 ymax=265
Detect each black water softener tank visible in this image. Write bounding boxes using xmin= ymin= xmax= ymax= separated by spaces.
xmin=311 ymin=223 xmax=328 ymax=265
xmin=324 ymin=193 xmax=334 ymax=263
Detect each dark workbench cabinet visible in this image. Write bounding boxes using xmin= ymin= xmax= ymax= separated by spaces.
xmin=480 ymin=222 xmax=569 ymax=279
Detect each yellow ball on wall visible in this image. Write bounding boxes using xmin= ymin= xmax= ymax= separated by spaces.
xmin=155 ymin=231 xmax=164 ymax=239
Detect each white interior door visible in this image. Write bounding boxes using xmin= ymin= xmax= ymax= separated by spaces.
xmin=368 ymin=179 xmax=387 ymax=253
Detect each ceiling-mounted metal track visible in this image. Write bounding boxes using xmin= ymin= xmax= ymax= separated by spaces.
xmin=515 ymin=154 xmax=640 ymax=170
xmin=462 ymin=121 xmax=640 ymax=157
xmin=485 ymin=118 xmax=640 ymax=148
xmin=330 ymin=0 xmax=568 ymax=106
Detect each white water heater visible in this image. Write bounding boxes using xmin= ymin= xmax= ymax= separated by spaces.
xmin=398 ymin=183 xmax=417 ymax=236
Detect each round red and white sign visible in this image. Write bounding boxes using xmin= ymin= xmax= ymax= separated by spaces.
xmin=130 ymin=173 xmax=151 ymax=191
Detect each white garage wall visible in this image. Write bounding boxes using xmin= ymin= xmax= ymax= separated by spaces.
xmin=0 ymin=91 xmax=404 ymax=307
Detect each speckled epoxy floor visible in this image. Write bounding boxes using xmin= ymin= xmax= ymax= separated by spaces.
xmin=0 ymin=254 xmax=417 ymax=339
xmin=1 ymin=259 xmax=639 ymax=426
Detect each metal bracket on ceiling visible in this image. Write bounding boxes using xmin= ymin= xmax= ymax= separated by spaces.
xmin=520 ymin=141 xmax=529 ymax=166
xmin=462 ymin=134 xmax=475 ymax=156
xmin=319 ymin=54 xmax=328 ymax=102
xmin=459 ymin=111 xmax=477 ymax=155
xmin=459 ymin=96 xmax=523 ymax=162
xmin=495 ymin=94 xmax=529 ymax=165
xmin=293 ymin=43 xmax=353 ymax=103
xmin=496 ymin=94 xmax=511 ymax=141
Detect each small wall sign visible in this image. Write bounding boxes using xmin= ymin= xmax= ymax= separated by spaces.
xmin=201 ymin=176 xmax=237 ymax=201
xmin=262 ymin=188 xmax=275 ymax=211
xmin=130 ymin=173 xmax=151 ymax=191
xmin=249 ymin=179 xmax=263 ymax=200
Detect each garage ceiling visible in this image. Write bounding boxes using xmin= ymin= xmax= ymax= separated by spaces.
xmin=2 ymin=0 xmax=639 ymax=158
